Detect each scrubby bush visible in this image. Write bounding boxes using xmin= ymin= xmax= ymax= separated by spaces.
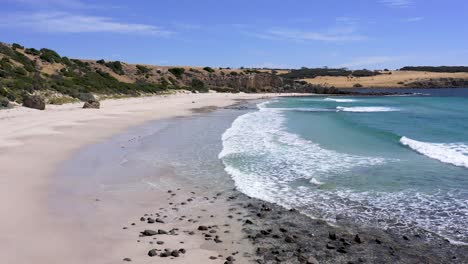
xmin=136 ymin=65 xmax=150 ymax=75
xmin=25 ymin=48 xmax=40 ymax=56
xmin=203 ymin=66 xmax=215 ymax=73
xmin=353 ymin=83 xmax=363 ymax=88
xmin=40 ymin=48 xmax=62 ymax=63
xmin=400 ymin=66 xmax=468 ymax=73
xmin=96 ymin=59 xmax=106 ymax=65
xmin=104 ymin=61 xmax=125 ymax=75
xmin=168 ymin=67 xmax=185 ymax=78
xmin=190 ymin=78 xmax=207 ymax=92
xmin=12 ymin=43 xmax=24 ymax=50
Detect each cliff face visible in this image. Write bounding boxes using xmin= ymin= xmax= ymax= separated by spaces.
xmin=405 ymin=78 xmax=468 ymax=88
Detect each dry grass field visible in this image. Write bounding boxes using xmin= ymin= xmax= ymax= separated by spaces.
xmin=303 ymin=71 xmax=468 ymax=88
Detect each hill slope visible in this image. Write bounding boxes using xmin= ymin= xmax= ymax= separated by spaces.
xmin=0 ymin=42 xmax=319 ymax=106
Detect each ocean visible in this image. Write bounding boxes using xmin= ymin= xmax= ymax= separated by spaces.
xmin=219 ymin=89 xmax=468 ymax=244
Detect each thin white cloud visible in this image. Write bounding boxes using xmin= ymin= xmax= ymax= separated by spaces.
xmin=0 ymin=12 xmax=173 ymax=36
xmin=337 ymin=56 xmax=403 ymax=68
xmin=247 ymin=18 xmax=366 ymax=43
xmin=379 ymin=0 xmax=412 ymax=8
xmin=3 ymin=0 xmax=88 ymax=9
xmin=403 ymin=17 xmax=424 ymax=22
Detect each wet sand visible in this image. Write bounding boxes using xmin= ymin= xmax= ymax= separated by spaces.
xmin=2 ymin=92 xmax=467 ymax=264
xmin=0 ymin=93 xmax=298 ymax=264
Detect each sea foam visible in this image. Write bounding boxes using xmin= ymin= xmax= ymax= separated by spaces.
xmin=324 ymin=98 xmax=357 ymax=103
xmin=336 ymin=106 xmax=400 ymax=112
xmin=400 ymin=136 xmax=468 ymax=168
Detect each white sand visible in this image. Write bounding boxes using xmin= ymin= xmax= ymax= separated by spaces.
xmin=0 ymin=93 xmax=298 ymax=264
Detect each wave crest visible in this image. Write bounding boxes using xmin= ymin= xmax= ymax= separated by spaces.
xmin=400 ymin=136 xmax=468 ymax=168
xmin=336 ymin=106 xmax=400 ymax=112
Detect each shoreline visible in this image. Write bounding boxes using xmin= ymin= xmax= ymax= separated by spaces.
xmin=0 ymin=93 xmax=305 ymax=264
xmin=1 ymin=92 xmax=467 ymax=264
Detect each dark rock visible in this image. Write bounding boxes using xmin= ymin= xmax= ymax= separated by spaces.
xmin=157 ymin=241 xmax=164 ymax=245
xmin=245 ymin=219 xmax=254 ymax=225
xmin=214 ymin=238 xmax=223 ymax=243
xmin=148 ymin=249 xmax=158 ymax=257
xmin=160 ymin=252 xmax=169 ymax=257
xmin=328 ymin=232 xmax=337 ymax=240
xmin=210 ymin=256 xmax=218 ymax=260
xmin=123 ymin=257 xmax=132 ymax=262
xmin=23 ymin=95 xmax=45 ymax=110
xmin=257 ymin=247 xmax=268 ymax=255
xmin=403 ymin=235 xmax=409 ymax=241
xmin=198 ymin=226 xmax=208 ymax=231
xmin=337 ymin=247 xmax=347 ymax=254
xmin=158 ymin=229 xmax=168 ymax=234
xmin=179 ymin=248 xmax=186 ymax=254
xmin=171 ymin=250 xmax=180 ymax=257
xmin=141 ymin=230 xmax=157 ymax=236
xmin=83 ymin=100 xmax=100 ymax=109
xmin=326 ymin=243 xmax=336 ymax=249
xmin=156 ymin=218 xmax=165 ymax=223
xmin=147 ymin=218 xmax=155 ymax=224
xmin=285 ymin=235 xmax=295 ymax=243
xmin=354 ymin=234 xmax=362 ymax=244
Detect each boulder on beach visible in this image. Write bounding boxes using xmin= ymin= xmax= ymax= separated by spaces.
xmin=83 ymin=100 xmax=100 ymax=109
xmin=22 ymin=95 xmax=45 ymax=110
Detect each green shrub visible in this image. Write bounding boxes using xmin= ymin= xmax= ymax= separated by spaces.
xmin=40 ymin=48 xmax=62 ymax=63
xmin=229 ymin=71 xmax=238 ymax=76
xmin=168 ymin=67 xmax=185 ymax=78
xmin=12 ymin=43 xmax=24 ymax=50
xmin=104 ymin=61 xmax=125 ymax=75
xmin=96 ymin=59 xmax=106 ymax=65
xmin=25 ymin=48 xmax=40 ymax=56
xmin=190 ymin=78 xmax=207 ymax=92
xmin=353 ymin=83 xmax=363 ymax=88
xmin=136 ymin=65 xmax=150 ymax=75
xmin=203 ymin=66 xmax=215 ymax=73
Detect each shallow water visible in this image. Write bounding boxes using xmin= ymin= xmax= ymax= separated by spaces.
xmin=220 ymin=89 xmax=468 ymax=244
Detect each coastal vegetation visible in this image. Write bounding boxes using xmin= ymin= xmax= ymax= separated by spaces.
xmin=2 ymin=41 xmax=468 ymax=106
xmin=399 ymin=66 xmax=468 ymax=73
xmin=280 ymin=67 xmax=381 ymax=79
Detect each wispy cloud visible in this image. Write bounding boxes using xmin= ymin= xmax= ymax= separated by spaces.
xmin=3 ymin=0 xmax=88 ymax=9
xmin=337 ymin=56 xmax=403 ymax=68
xmin=402 ymin=17 xmax=424 ymax=22
xmin=379 ymin=0 xmax=412 ymax=8
xmin=0 ymin=12 xmax=173 ymax=36
xmin=246 ymin=17 xmax=366 ymax=43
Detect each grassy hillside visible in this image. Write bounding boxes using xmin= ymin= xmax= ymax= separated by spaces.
xmin=0 ymin=42 xmax=298 ymax=106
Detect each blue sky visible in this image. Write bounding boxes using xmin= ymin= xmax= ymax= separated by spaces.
xmin=0 ymin=0 xmax=467 ymax=69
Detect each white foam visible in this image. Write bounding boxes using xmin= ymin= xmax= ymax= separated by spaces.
xmin=310 ymin=178 xmax=325 ymax=186
xmin=274 ymin=107 xmax=334 ymax=112
xmin=324 ymin=98 xmax=357 ymax=103
xmin=219 ymin=100 xmax=386 ymax=201
xmin=400 ymin=136 xmax=468 ymax=168
xmin=336 ymin=106 xmax=400 ymax=112
xmin=219 ymin=101 xmax=468 ymax=244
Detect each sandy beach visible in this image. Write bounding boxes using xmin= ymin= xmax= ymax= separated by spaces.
xmin=0 ymin=93 xmax=292 ymax=264
xmin=2 ymin=92 xmax=468 ymax=264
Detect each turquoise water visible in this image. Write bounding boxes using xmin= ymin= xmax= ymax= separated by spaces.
xmin=219 ymin=90 xmax=468 ymax=244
